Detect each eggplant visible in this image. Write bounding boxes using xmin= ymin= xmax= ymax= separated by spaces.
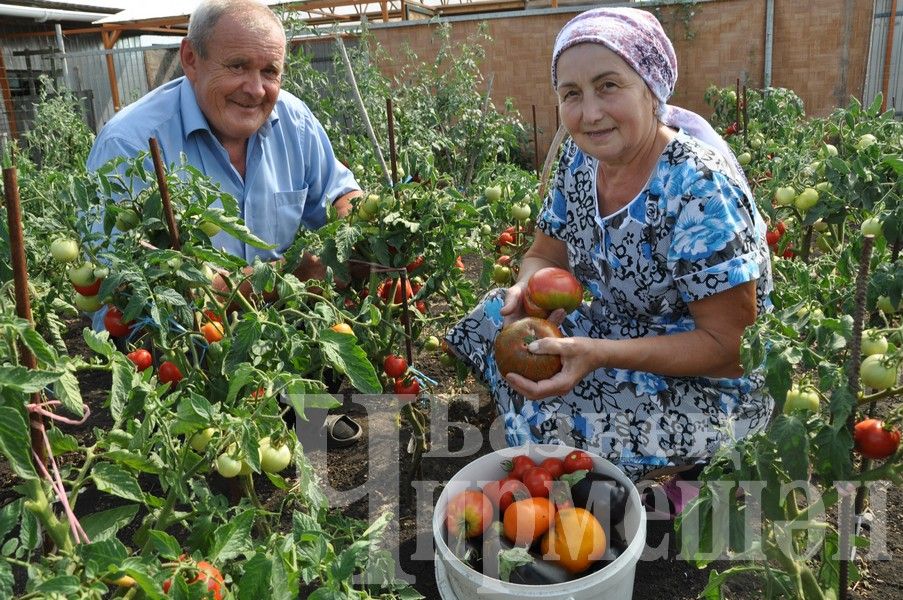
xmin=456 ymin=523 xmax=573 ymax=585
xmin=567 ymin=471 xmax=629 ymax=525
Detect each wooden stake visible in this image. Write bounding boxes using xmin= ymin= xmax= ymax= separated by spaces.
xmin=386 ymin=97 xmax=398 ymax=189
xmin=148 ymin=137 xmax=180 ymax=251
xmin=3 ymin=166 xmax=45 ymax=463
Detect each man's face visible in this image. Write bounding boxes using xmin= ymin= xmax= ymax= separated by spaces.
xmin=180 ymin=13 xmax=285 ymax=148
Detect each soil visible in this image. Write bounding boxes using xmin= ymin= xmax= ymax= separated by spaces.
xmin=2 ymin=316 xmax=902 ymax=600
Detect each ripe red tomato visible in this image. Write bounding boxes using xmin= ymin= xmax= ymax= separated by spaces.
xmin=527 ymin=267 xmax=583 ymax=312
xmin=539 ymin=457 xmax=565 ymax=479
xmin=483 ymin=477 xmax=530 ymax=515
xmin=379 ymin=278 xmax=414 ymax=304
xmin=72 ymin=277 xmax=102 ymax=296
xmin=562 ymin=450 xmax=593 ymax=474
xmin=203 ymin=309 xmax=222 ymax=323
xmin=126 ymin=348 xmax=152 ymax=371
xmin=497 ymin=232 xmax=515 ymax=247
xmin=782 ymin=244 xmax=795 ymax=259
xmin=445 ymin=490 xmax=492 ymax=539
xmin=775 ymin=220 xmax=786 ymax=235
xmin=494 ymin=317 xmax=563 ymax=381
xmin=522 ymin=466 xmax=554 ymax=498
xmin=506 ymin=455 xmax=536 ymax=481
xmin=162 ymin=559 xmax=224 ymax=600
xmin=853 ymin=419 xmax=901 ymax=460
xmin=766 ymin=229 xmax=781 ymax=246
xmin=393 ymin=376 xmax=420 ymax=396
xmin=103 ymin=306 xmax=134 ymax=338
xmin=159 ymin=361 xmax=183 ymax=385
xmin=406 ymin=255 xmax=425 ymax=273
xmin=201 ymin=322 xmax=224 ymax=343
xmin=383 ymin=354 xmax=408 ymax=378
xmin=503 ymin=497 xmax=555 ymax=546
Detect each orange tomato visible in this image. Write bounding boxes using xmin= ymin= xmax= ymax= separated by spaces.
xmin=503 ymin=496 xmax=555 ymax=546
xmin=330 ymin=323 xmax=354 ymax=336
xmin=540 ymin=507 xmax=607 ymax=574
xmin=201 ymin=322 xmax=225 ymax=343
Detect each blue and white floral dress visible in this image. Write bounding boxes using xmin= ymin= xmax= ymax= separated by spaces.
xmin=447 ymin=132 xmax=775 ymax=481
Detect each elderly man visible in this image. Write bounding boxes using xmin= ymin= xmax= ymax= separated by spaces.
xmin=87 ymin=0 xmax=364 ymax=446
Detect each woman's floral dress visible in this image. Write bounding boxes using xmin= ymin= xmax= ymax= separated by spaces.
xmin=446 ymin=132 xmax=774 ymax=481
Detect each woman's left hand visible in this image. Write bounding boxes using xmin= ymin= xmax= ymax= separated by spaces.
xmin=504 ymin=334 xmax=601 ymax=400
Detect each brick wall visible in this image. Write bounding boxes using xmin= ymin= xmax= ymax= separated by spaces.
xmin=366 ymin=0 xmax=873 ymax=164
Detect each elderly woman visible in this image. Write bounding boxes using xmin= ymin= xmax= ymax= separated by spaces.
xmin=446 ymin=8 xmax=774 ymax=491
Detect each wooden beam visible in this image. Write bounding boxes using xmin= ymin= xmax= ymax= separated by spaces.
xmin=0 ymin=49 xmax=18 ymax=139
xmin=434 ymin=0 xmax=524 ymax=15
xmin=101 ymin=27 xmax=122 ymax=112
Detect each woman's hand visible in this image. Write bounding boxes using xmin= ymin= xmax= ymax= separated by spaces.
xmin=500 ymin=282 xmax=527 ymax=325
xmin=504 ymin=332 xmax=600 ymax=400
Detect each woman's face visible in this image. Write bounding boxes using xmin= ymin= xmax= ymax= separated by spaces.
xmin=556 ymin=43 xmax=658 ymax=165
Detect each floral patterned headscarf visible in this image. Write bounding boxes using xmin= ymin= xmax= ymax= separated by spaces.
xmin=551 ymin=7 xmax=750 ymax=195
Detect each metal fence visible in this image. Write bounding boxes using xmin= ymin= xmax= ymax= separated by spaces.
xmin=864 ymin=0 xmax=902 ymax=117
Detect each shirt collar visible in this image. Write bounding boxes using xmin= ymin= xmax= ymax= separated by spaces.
xmin=179 ymin=77 xmax=280 ymax=139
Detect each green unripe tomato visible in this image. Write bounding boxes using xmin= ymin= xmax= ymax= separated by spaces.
xmin=492 ymin=264 xmax=512 ymax=284
xmin=737 ymin=152 xmax=752 ymax=166
xmin=215 ymin=453 xmax=242 ymax=478
xmin=794 ymin=188 xmax=819 ymax=211
xmin=73 ymin=293 xmax=103 ymax=312
xmin=424 ymin=335 xmax=441 ymax=352
xmin=189 ymin=428 xmax=215 ymax=452
xmin=783 ymin=385 xmax=820 ymax=414
xmin=860 ymin=354 xmax=898 ymax=390
xmin=821 ymin=143 xmax=838 ymax=157
xmin=481 ymin=224 xmax=493 ymax=236
xmin=774 ymin=187 xmax=796 ymax=207
xmin=860 ymin=217 xmax=882 ymax=238
xmin=876 ymin=295 xmax=899 ymax=314
xmin=258 ymin=437 xmax=292 ymax=473
xmin=856 ymin=133 xmax=877 ymax=152
xmin=861 ymin=330 xmax=889 ymax=356
xmin=814 ymin=181 xmax=832 ymax=193
xmin=115 ymin=208 xmax=140 ymax=232
xmin=362 ymin=193 xmax=381 ymax=214
xmin=511 ymin=203 xmax=532 ymax=221
xmin=50 ymin=238 xmax=80 ymax=263
xmin=812 ymin=219 xmax=829 ymax=232
xmin=68 ymin=262 xmax=97 ymax=286
xmin=484 ymin=186 xmax=502 ymax=203
xmin=199 ymin=221 xmax=221 ymax=237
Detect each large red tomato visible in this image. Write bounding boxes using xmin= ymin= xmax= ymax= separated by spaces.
xmin=162 ymin=559 xmax=224 ymax=599
xmin=527 ymin=267 xmax=583 ymax=312
xmin=854 ymin=419 xmax=901 ymax=460
xmin=522 ymin=288 xmax=550 ymax=319
xmin=104 ymin=306 xmax=134 ymax=338
xmin=494 ymin=317 xmax=563 ymax=381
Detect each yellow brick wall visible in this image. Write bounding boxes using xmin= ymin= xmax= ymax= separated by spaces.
xmin=365 ymin=0 xmax=873 ymax=163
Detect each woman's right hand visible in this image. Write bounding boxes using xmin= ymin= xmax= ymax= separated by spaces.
xmin=500 ymin=281 xmax=527 ymax=325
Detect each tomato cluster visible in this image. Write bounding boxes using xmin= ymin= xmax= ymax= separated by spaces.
xmin=444 ymin=450 xmax=631 ymax=584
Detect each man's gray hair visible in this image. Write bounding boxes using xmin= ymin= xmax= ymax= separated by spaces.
xmin=187 ymin=0 xmax=284 ymax=59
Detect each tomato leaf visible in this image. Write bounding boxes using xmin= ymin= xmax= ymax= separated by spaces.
xmin=146 ymin=530 xmax=181 ymax=559
xmin=237 ymin=552 xmax=273 ymax=599
xmin=768 ymin=416 xmax=809 ymax=483
xmin=90 ymin=462 xmax=144 ymax=503
xmin=319 ymin=330 xmax=381 ymax=394
xmin=79 ymin=505 xmax=138 ymax=542
xmin=0 ymin=407 xmax=38 ymax=480
xmin=498 ymin=546 xmax=533 ymax=582
xmin=0 ymin=365 xmax=62 ymax=394
xmin=53 ymin=366 xmax=83 ymax=418
xmin=209 ymin=509 xmax=255 ymax=563
xmin=78 ymin=538 xmax=129 ymax=579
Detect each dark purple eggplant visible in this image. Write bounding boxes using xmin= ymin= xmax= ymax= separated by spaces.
xmin=567 ymin=471 xmax=629 ymax=525
xmin=458 ymin=522 xmax=573 ymax=585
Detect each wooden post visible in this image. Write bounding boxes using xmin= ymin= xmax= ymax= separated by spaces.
xmin=148 ymin=138 xmax=181 ymax=251
xmin=101 ymin=27 xmax=122 ymax=113
xmin=3 ymin=166 xmax=45 ymax=463
xmin=381 ymin=0 xmax=389 ymax=22
xmin=880 ymin=0 xmax=898 ymax=112
xmin=0 ymin=49 xmax=17 ymax=139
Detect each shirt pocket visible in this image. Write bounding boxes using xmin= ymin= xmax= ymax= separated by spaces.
xmin=265 ymin=188 xmax=308 ymax=253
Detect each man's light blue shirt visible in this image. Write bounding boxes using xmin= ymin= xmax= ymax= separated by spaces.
xmin=87 ymin=76 xmax=360 ymax=264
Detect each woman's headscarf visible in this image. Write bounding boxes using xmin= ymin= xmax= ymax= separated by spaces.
xmin=551 ymin=7 xmax=751 ymax=196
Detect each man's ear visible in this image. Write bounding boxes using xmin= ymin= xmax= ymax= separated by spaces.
xmin=180 ymin=38 xmax=197 ymax=82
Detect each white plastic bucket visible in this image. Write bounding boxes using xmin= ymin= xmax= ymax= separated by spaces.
xmin=433 ymin=443 xmax=646 ymax=600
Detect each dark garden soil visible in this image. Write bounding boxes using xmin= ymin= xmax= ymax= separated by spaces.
xmin=2 ymin=317 xmax=901 ymax=600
